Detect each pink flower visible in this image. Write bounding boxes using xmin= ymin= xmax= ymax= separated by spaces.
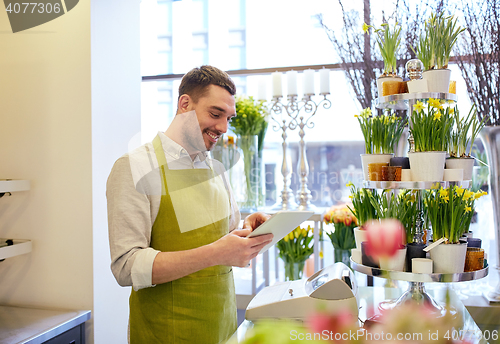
xmin=307 ymin=310 xmax=358 ymax=341
xmin=364 ymin=219 xmax=405 ymax=260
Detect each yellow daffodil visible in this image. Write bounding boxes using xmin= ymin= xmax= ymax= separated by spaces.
xmin=433 ymin=111 xmax=442 ymax=120
xmin=362 ymin=22 xmax=370 ymax=33
xmin=465 ymin=206 xmax=472 ymax=212
xmin=442 ymin=195 xmax=449 ymax=203
xmin=439 ymin=188 xmax=449 ymax=198
xmin=474 ymin=190 xmax=487 ymax=199
xmin=360 ymin=108 xmax=372 ymax=118
xmin=414 ymin=101 xmax=425 ymax=111
xmin=346 ymin=182 xmax=354 ymax=187
xmin=428 ymin=98 xmax=441 ymax=108
xmin=449 ymin=107 xmax=455 ymax=115
xmin=464 ymin=190 xmax=474 ymax=201
xmin=354 ymin=114 xmax=359 ymax=118
xmin=319 ymin=250 xmax=324 ymax=259
xmin=455 ymin=187 xmax=465 ymax=197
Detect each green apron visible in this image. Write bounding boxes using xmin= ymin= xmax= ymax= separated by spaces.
xmin=129 ymin=135 xmax=237 ymax=343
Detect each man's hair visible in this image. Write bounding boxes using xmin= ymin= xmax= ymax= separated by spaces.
xmin=178 ymin=65 xmax=236 ymax=103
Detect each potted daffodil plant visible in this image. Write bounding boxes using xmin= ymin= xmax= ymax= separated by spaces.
xmin=413 ymin=12 xmax=465 ymax=92
xmin=424 ymin=185 xmax=487 ymax=273
xmin=357 ymin=108 xmax=406 ymax=180
xmin=408 ymin=99 xmax=454 ymax=181
xmin=446 ymin=104 xmax=487 ymax=180
xmin=363 ymin=21 xmax=402 ymax=96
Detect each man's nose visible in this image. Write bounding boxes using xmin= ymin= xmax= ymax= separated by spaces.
xmin=215 ymin=118 xmax=228 ymax=134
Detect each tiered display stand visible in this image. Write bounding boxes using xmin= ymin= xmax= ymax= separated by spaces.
xmin=351 ymin=93 xmax=489 ymax=316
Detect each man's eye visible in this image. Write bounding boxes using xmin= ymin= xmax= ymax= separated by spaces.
xmin=211 ymin=113 xmax=220 ymax=118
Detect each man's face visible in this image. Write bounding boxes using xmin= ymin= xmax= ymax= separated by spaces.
xmin=188 ymin=85 xmax=236 ymax=151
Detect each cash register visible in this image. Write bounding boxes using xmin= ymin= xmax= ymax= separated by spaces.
xmin=245 ymin=263 xmax=358 ymax=321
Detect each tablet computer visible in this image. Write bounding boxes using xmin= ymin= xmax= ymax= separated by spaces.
xmin=247 ymin=210 xmax=315 ymax=253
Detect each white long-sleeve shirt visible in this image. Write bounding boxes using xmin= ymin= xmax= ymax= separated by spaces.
xmin=107 ymin=131 xmax=241 ymax=290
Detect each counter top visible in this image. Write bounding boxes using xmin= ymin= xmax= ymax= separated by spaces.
xmin=230 ymin=286 xmax=488 ymax=344
xmin=0 ymin=305 xmax=90 ymax=344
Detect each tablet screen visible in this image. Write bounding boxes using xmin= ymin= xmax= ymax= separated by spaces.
xmin=246 ymin=210 xmax=315 ymax=253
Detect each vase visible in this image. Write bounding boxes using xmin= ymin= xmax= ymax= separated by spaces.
xmin=445 ymin=157 xmax=474 ymax=181
xmin=334 ymin=248 xmax=352 ymax=268
xmin=376 ymin=75 xmax=403 ymax=97
xmin=283 ymin=259 xmax=306 ymax=281
xmin=422 ymin=69 xmax=451 ymax=93
xmin=479 ymin=126 xmax=500 ymax=301
xmin=429 ymin=242 xmax=467 ymax=273
xmin=238 ymin=135 xmax=259 ymax=212
xmin=360 ymin=154 xmax=393 ymax=181
xmin=408 ymin=151 xmax=446 ymax=181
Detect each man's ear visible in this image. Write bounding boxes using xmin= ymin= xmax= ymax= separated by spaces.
xmin=178 ymin=94 xmax=192 ymax=113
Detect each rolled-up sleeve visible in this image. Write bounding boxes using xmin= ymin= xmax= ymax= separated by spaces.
xmin=106 ymin=156 xmax=160 ymax=290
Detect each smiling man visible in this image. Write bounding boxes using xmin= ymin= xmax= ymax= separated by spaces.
xmin=107 ymin=66 xmax=273 ymax=343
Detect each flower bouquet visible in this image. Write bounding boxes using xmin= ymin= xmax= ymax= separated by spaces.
xmin=230 ymin=96 xmax=269 ymax=210
xmin=276 ymin=225 xmax=314 ymax=280
xmin=323 ymin=204 xmax=358 ymax=266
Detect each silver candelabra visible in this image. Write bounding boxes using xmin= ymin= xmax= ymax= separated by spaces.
xmin=270 ymin=93 xmax=331 ymax=211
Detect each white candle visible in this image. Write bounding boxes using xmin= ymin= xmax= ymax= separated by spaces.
xmin=319 ymin=68 xmax=330 ymax=94
xmin=303 ymin=69 xmax=315 ymax=95
xmin=287 ymin=70 xmax=298 ymax=95
xmin=257 ymin=77 xmax=267 ymax=101
xmin=272 ymin=72 xmax=282 ymax=97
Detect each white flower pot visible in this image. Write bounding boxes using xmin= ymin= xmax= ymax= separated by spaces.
xmin=354 ymin=227 xmax=367 ymax=249
xmin=430 ymin=242 xmax=467 ymax=273
xmin=379 ymin=247 xmax=407 ymax=272
xmin=377 ymin=75 xmax=403 ymax=97
xmin=408 ymin=151 xmax=446 ymax=181
xmin=446 ymin=157 xmax=475 ymax=181
xmin=407 ymin=79 xmax=428 ymax=93
xmin=443 ymin=169 xmax=463 ymax=181
xmin=360 ymin=154 xmax=394 ymax=181
xmin=422 ymin=69 xmax=451 ymax=93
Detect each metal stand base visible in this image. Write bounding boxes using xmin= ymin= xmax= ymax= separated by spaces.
xmin=378 ymin=282 xmax=457 ymax=318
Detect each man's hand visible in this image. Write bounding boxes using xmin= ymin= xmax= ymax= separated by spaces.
xmin=210 ymin=228 xmax=273 ymax=267
xmin=242 ymin=211 xmax=271 ymax=232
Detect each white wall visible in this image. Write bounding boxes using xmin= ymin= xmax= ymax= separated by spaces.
xmin=0 ymin=1 xmax=141 ymax=343
xmin=91 ymin=0 xmax=142 ymax=343
xmin=0 ymin=0 xmax=93 ymax=339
